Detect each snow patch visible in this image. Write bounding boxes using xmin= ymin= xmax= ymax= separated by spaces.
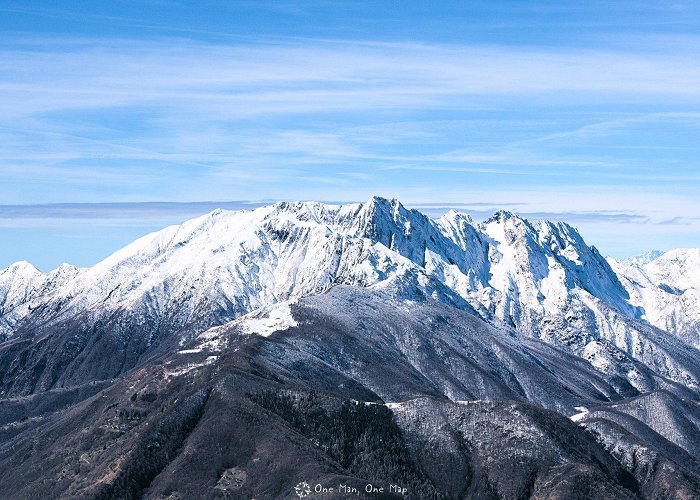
xmin=240 ymin=303 xmax=298 ymax=337
xmin=570 ymin=406 xmax=589 ymax=422
xmin=164 ymin=355 xmax=218 ymax=378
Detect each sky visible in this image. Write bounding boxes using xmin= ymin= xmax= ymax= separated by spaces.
xmin=1 ymin=1 xmax=699 ymax=270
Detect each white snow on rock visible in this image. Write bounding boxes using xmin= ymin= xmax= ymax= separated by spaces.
xmin=610 ymin=249 xmax=700 ymax=348
xmin=164 ymin=355 xmax=218 ymax=379
xmin=570 ymin=406 xmax=589 ymax=422
xmin=0 ymin=197 xmax=698 ymax=388
xmin=0 ymin=261 xmax=83 ymax=339
xmin=239 ymin=302 xmax=298 ymax=337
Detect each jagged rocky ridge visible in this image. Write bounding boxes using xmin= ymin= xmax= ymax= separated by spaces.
xmin=610 ymin=248 xmax=700 ymax=350
xmin=0 ymin=197 xmax=699 ymax=498
xmin=1 ymin=197 xmax=698 ymax=394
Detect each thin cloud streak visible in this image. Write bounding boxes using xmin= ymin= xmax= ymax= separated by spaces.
xmin=2 ymin=38 xmax=700 ymax=121
xmin=508 ymin=112 xmax=700 ymax=147
xmin=1 ymin=36 xmax=699 ymax=206
xmin=0 ymin=201 xmax=265 ymax=219
xmin=0 ymin=201 xmax=657 ymax=226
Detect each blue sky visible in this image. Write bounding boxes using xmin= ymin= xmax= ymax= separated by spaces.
xmin=1 ymin=1 xmax=699 ymax=270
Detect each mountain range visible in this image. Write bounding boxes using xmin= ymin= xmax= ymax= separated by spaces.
xmin=0 ymin=197 xmax=698 ymax=499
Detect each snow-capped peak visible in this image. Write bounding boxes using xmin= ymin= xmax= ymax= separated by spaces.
xmin=1 ymin=261 xmax=42 ymax=311
xmin=0 ymin=198 xmax=638 ymax=336
xmin=484 ymin=209 xmax=518 ymax=224
xmin=645 ymin=248 xmax=700 ymax=291
xmin=610 ymin=247 xmax=700 ymax=347
xmin=617 ymin=249 xmax=664 ymax=267
xmin=1 ymin=260 xmax=41 ymax=277
xmin=1 ymin=197 xmax=697 ymax=388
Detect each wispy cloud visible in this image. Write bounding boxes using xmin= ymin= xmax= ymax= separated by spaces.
xmin=510 ymin=211 xmax=650 ymax=224
xmin=2 ymin=38 xmax=700 ymax=124
xmin=0 ymin=201 xmax=265 ymax=223
xmin=508 ymin=112 xmax=700 ymax=148
xmin=0 ymin=200 xmax=655 ymax=242
xmin=657 ymin=216 xmax=700 ymax=226
xmin=415 ymin=206 xmax=652 ymax=225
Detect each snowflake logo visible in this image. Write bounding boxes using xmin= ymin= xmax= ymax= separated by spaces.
xmin=294 ymin=481 xmax=312 ymax=498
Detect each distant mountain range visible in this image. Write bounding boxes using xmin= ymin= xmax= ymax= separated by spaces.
xmin=0 ymin=197 xmax=698 ymax=499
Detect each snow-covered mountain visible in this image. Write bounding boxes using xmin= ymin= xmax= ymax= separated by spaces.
xmin=0 ymin=261 xmax=82 ymax=338
xmin=3 ymin=284 xmax=698 ymax=498
xmin=611 ymin=248 xmax=700 ymax=349
xmin=0 ymin=197 xmax=698 ymax=394
xmin=1 ymin=197 xmax=699 ymax=498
